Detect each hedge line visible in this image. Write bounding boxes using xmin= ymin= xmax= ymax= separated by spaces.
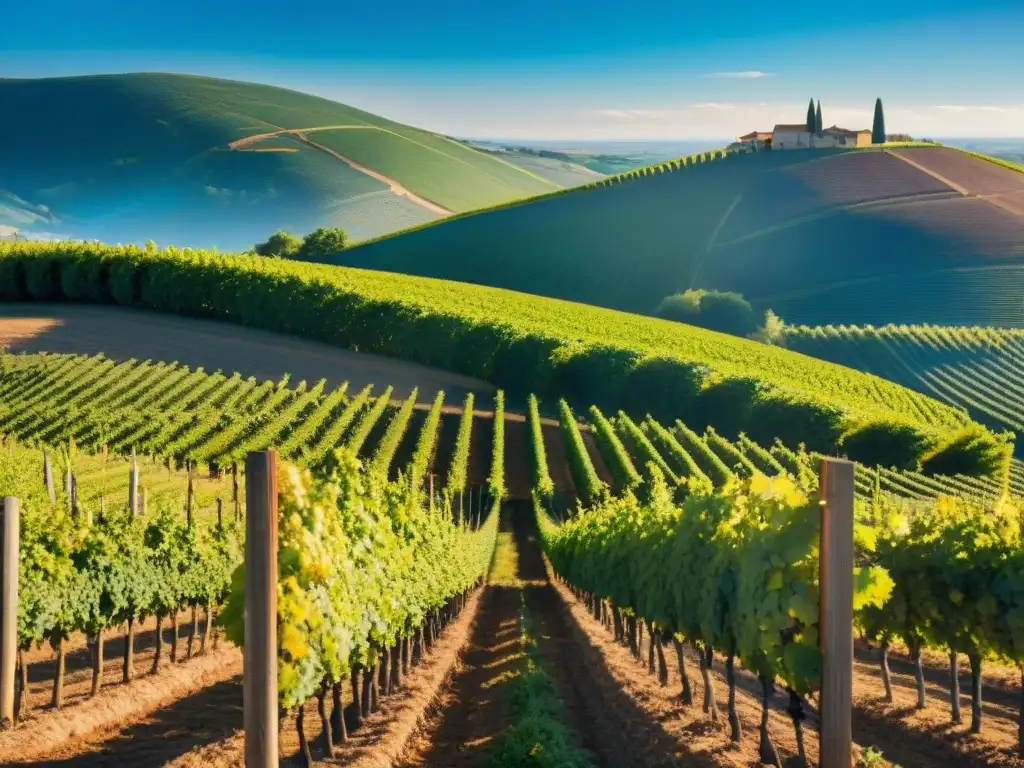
xmin=558 ymin=400 xmax=606 ymax=506
xmin=588 ymin=405 xmax=642 ymax=490
xmin=0 ymin=242 xmax=1009 ymax=476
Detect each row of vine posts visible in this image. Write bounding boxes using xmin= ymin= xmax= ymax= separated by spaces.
xmin=0 ymin=452 xmax=856 ymax=766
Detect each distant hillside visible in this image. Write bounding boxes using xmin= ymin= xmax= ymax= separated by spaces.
xmin=337 ymin=146 xmax=1024 ymax=327
xmin=784 ymin=324 xmax=1023 ymax=456
xmin=0 ymin=73 xmax=557 ymax=249
xmin=463 ymin=143 xmax=606 ymax=187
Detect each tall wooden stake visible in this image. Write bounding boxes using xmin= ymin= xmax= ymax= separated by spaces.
xmin=232 ymin=462 xmax=240 ymax=522
xmin=43 ymin=451 xmax=56 ymax=503
xmin=186 ymin=460 xmax=194 ymax=525
xmin=819 ymin=457 xmax=854 ymax=768
xmin=128 ymin=449 xmax=139 ymax=516
xmin=244 ymin=451 xmax=278 ymax=767
xmin=0 ymin=498 xmax=19 ymax=729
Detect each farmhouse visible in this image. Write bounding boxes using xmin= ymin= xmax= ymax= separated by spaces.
xmin=772 ymin=124 xmax=872 ymax=150
xmin=738 ymin=131 xmax=772 ymax=149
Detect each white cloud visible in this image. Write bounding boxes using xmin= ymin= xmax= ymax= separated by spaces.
xmin=707 ymin=71 xmax=773 ymax=79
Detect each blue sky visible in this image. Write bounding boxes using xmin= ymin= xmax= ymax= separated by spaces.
xmin=2 ymin=0 xmax=1023 ymax=139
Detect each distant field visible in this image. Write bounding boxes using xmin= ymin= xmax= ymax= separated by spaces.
xmin=0 ymin=73 xmax=557 ymax=249
xmin=785 ymin=324 xmax=1024 ymax=454
xmin=338 ymin=146 xmax=1024 ymax=327
xmin=472 ymin=149 xmax=605 ymax=187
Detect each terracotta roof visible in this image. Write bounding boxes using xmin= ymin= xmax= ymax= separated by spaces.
xmin=824 ymin=125 xmax=871 ymax=136
xmin=773 ymin=124 xmax=810 ymax=133
xmin=738 ymin=131 xmax=772 ymax=140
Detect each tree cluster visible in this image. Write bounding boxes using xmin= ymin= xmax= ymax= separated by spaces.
xmin=253 ymin=227 xmax=349 ymax=262
xmin=656 ymin=289 xmax=758 ymax=337
xmin=805 ymin=99 xmax=823 ymax=134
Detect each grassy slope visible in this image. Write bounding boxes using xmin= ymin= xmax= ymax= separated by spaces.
xmin=468 ymin=148 xmax=606 ymax=187
xmin=0 ymin=242 xmax=991 ymax=445
xmin=784 ymin=325 xmax=1024 ymax=455
xmin=337 ymin=146 xmax=1024 ymax=327
xmin=0 ymin=73 xmax=554 ymax=247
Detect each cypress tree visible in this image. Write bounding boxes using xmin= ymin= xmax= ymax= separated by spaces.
xmin=872 ymin=98 xmax=886 ymax=144
xmin=815 ymin=100 xmax=823 ymax=134
xmin=806 ymin=98 xmax=816 ymax=132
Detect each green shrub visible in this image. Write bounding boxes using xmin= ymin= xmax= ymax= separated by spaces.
xmin=550 ymin=344 xmax=636 ymax=411
xmin=655 ymin=289 xmax=703 ymax=321
xmin=296 ymin=227 xmax=348 ymax=262
xmin=656 ymin=289 xmax=758 ymax=337
xmin=840 ymin=422 xmax=933 ymax=471
xmin=747 ymin=392 xmax=845 ymax=455
xmin=921 ymin=427 xmax=1014 ymax=479
xmin=253 ymin=230 xmax=302 ymax=259
xmin=619 ymin=357 xmax=707 ymax=424
xmin=688 ymin=377 xmax=761 ymax=435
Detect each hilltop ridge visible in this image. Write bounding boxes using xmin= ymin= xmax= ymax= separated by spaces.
xmin=337 ymin=145 xmax=1024 ymax=327
xmin=0 ymin=73 xmax=558 ymax=248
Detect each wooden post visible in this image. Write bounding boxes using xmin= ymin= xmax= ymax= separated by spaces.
xmin=0 ymin=498 xmax=19 ymax=729
xmin=186 ymin=460 xmax=195 ymax=525
xmin=819 ymin=457 xmax=854 ymax=768
xmin=128 ymin=449 xmax=139 ymax=516
xmin=43 ymin=451 xmax=56 ymax=503
xmin=232 ymin=462 xmax=241 ymax=522
xmin=244 ymin=451 xmax=278 ymax=767
xmin=64 ymin=467 xmax=73 ymax=512
xmin=217 ymin=498 xmax=223 ymax=529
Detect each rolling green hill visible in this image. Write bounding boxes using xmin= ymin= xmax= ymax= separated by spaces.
xmin=337 ymin=145 xmax=1024 ymax=328
xmin=0 ymin=73 xmax=558 ymax=249
xmin=784 ymin=324 xmax=1023 ymax=455
xmin=0 ymin=241 xmax=1012 ymax=476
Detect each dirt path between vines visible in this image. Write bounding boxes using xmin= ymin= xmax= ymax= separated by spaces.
xmin=0 ymin=647 xmax=243 ymax=766
xmin=397 ymin=504 xmax=677 ymax=767
xmin=553 ymin=559 xmax=1024 ymax=768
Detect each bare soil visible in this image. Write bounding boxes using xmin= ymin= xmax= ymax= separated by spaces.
xmin=0 ymin=643 xmax=242 ymax=766
xmin=396 ymin=503 xmax=679 ymax=768
xmin=166 ymin=587 xmax=486 ymax=768
xmin=550 ymin=557 xmax=1024 ymax=768
xmin=9 ymin=588 xmax=486 ymax=768
xmin=0 ymin=304 xmax=490 ymax=405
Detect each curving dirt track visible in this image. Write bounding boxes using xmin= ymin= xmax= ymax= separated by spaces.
xmin=0 ymin=303 xmax=491 ymax=405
